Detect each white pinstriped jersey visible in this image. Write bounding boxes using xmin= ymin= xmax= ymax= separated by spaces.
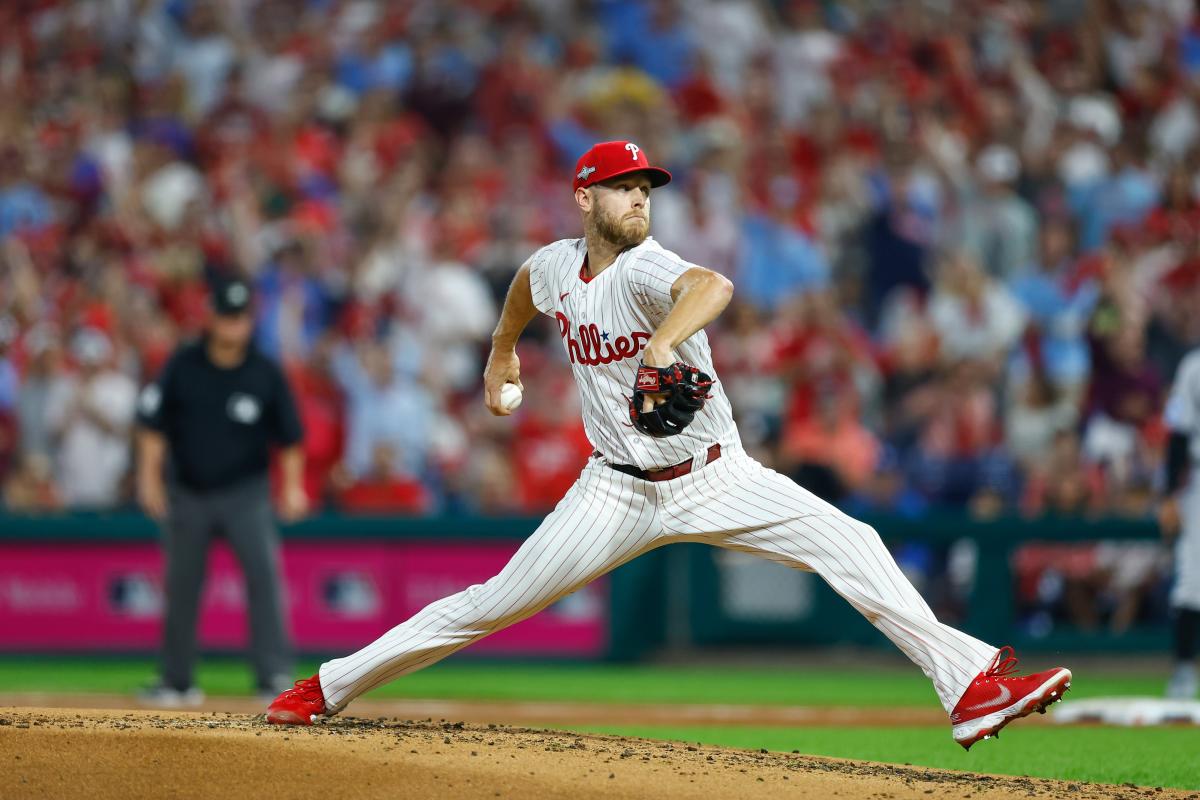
xmin=527 ymin=236 xmax=740 ymax=470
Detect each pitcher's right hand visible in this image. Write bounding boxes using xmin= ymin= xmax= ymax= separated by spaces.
xmin=484 ymin=348 xmax=523 ymax=416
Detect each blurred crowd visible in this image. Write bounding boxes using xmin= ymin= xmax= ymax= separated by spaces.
xmin=1 ymin=0 xmax=1199 ymax=519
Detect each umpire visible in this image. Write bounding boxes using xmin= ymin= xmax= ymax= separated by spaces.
xmin=136 ymin=276 xmax=307 ymax=704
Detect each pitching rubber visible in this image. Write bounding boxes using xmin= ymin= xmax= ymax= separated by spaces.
xmin=952 ymin=668 xmax=1073 ymax=750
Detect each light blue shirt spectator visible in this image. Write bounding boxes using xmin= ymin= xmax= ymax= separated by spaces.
xmin=548 ymin=117 xmax=600 ymax=170
xmin=0 ymin=183 xmax=53 ymax=236
xmin=1070 ymin=165 xmax=1159 ymax=251
xmin=601 ymin=0 xmax=695 ymax=88
xmin=332 ymin=344 xmax=432 ymax=479
xmin=1008 ymin=270 xmax=1099 ymax=387
xmin=336 ymin=42 xmax=413 ymax=95
xmin=737 ymin=214 xmax=830 ymax=311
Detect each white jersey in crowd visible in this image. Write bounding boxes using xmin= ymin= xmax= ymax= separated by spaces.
xmin=1166 ymin=349 xmax=1200 ymax=464
xmin=1165 ymin=347 xmax=1200 ymax=611
xmin=527 ymin=236 xmax=738 ymax=470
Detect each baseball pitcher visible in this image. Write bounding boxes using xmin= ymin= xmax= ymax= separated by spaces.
xmin=266 ymin=141 xmax=1071 ymax=748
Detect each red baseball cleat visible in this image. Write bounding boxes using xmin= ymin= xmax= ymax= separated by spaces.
xmin=951 ymin=646 xmax=1071 ymax=750
xmin=265 ymin=674 xmax=327 ymax=726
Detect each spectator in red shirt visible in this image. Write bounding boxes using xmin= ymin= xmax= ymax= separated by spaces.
xmin=335 ymin=441 xmax=433 ymax=516
xmin=510 ymin=377 xmax=593 ymax=513
xmin=280 ymin=338 xmax=345 ymax=509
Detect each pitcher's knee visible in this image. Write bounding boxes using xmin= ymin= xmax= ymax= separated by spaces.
xmin=454 ymin=581 xmax=542 ymax=631
xmin=840 ymin=518 xmax=883 ymax=545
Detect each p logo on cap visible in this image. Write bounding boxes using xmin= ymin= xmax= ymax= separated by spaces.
xmin=572 ymin=141 xmax=672 ymax=191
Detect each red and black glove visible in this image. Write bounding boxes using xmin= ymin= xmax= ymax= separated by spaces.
xmin=629 ymin=362 xmax=714 ymax=438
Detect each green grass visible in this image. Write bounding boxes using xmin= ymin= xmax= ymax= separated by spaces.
xmin=570 ymin=724 xmax=1200 ymax=791
xmin=0 ymin=658 xmax=1169 ymax=706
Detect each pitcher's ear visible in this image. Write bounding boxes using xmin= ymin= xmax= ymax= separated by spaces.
xmin=575 ymin=186 xmax=591 ymax=212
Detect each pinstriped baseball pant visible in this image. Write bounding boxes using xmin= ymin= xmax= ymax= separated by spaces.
xmin=319 ymin=444 xmax=998 ymax=714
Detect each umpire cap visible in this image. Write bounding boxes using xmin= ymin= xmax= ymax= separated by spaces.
xmin=212 ymin=277 xmax=253 ymax=316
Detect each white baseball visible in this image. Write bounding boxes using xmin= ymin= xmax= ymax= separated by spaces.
xmin=499 ymin=383 xmax=523 ymax=412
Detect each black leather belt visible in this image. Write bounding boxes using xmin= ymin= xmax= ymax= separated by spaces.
xmin=595 ymin=444 xmax=722 ymax=482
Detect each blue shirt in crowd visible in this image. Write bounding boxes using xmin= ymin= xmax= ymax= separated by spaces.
xmin=737 ymin=215 xmax=830 ymax=311
xmin=0 ymin=183 xmax=53 ymax=237
xmin=1008 ymin=269 xmax=1099 ymax=386
xmin=331 ymin=347 xmax=432 ymax=479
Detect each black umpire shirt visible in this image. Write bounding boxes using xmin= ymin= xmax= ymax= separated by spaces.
xmin=137 ymin=338 xmax=303 ymax=492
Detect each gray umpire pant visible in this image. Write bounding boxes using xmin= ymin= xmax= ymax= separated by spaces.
xmin=160 ymin=474 xmax=292 ymax=690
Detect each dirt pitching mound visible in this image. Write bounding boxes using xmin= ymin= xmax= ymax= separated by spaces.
xmin=0 ymin=691 xmax=957 ymax=727
xmin=0 ymin=707 xmax=1181 ymax=800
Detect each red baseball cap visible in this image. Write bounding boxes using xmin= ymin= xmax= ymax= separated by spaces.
xmin=572 ymin=140 xmax=672 ymax=191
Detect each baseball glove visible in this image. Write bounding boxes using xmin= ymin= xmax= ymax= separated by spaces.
xmin=628 ymin=361 xmax=714 ymax=438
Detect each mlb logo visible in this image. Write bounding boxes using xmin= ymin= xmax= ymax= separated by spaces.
xmin=636 ymin=368 xmax=660 ymax=391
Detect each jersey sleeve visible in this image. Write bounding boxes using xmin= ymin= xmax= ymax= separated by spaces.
xmin=1165 ymin=351 xmax=1200 ymax=435
xmin=136 ymin=352 xmax=176 ymax=432
xmin=629 ymin=241 xmax=696 ymax=317
xmin=527 ymin=243 xmax=559 ymax=317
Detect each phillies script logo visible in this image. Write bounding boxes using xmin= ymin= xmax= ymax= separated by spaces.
xmin=555 ymin=312 xmax=651 ymax=366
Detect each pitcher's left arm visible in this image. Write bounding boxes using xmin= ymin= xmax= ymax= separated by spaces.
xmin=642 ymin=268 xmax=734 ymax=368
xmin=628 ymin=268 xmax=732 ymax=437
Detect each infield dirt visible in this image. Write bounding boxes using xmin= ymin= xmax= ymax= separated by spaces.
xmin=1 ymin=707 xmax=1190 ymax=800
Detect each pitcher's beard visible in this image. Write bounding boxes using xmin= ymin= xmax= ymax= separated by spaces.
xmin=590 ymin=209 xmax=649 ymax=248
